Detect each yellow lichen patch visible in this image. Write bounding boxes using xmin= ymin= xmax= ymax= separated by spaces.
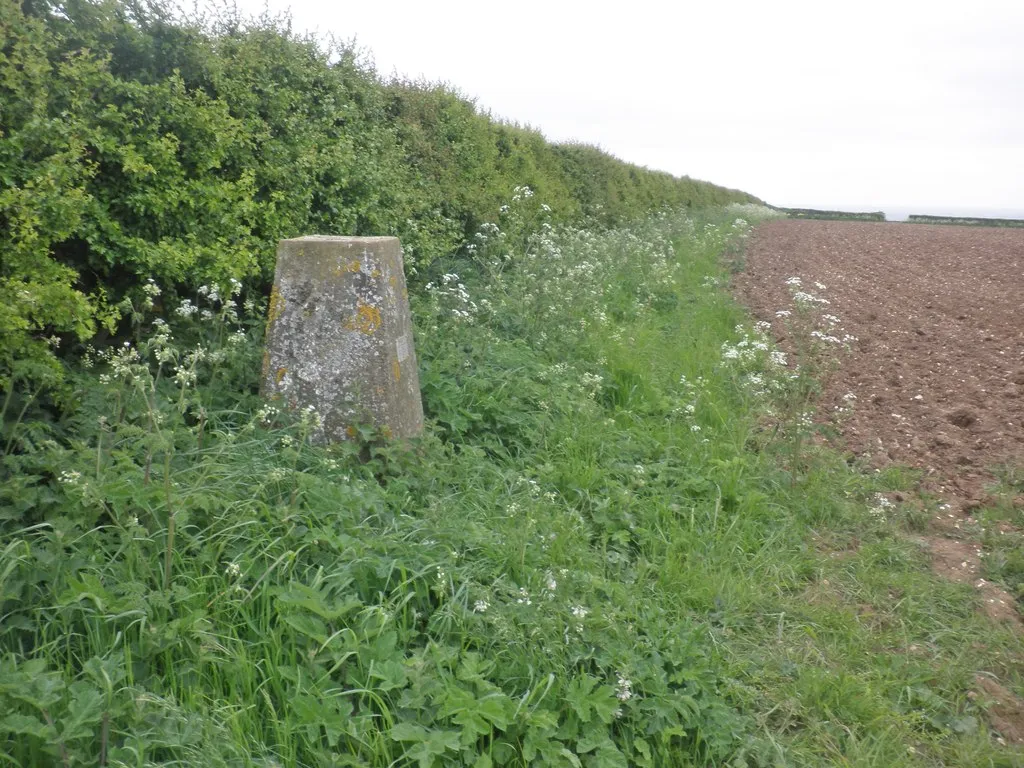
xmin=267 ymin=284 xmax=285 ymax=326
xmin=275 ymin=366 xmax=288 ymax=384
xmin=345 ymin=425 xmax=357 ymax=439
xmin=343 ymin=300 xmax=382 ymax=334
xmin=261 ymin=349 xmax=271 ymax=379
xmin=392 ymin=358 xmax=401 ymax=382
xmin=334 ymin=259 xmax=361 ymax=275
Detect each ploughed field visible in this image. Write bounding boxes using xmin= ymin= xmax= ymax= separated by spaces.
xmin=736 ymin=219 xmax=1024 ymax=512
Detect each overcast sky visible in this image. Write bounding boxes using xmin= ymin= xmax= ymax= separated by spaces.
xmin=238 ymin=0 xmax=1024 ymax=218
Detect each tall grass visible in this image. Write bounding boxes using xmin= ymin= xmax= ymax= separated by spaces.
xmin=2 ymin=201 xmax=1021 ymax=766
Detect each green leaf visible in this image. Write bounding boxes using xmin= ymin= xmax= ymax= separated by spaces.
xmin=566 ymin=674 xmax=598 ymax=722
xmin=0 ymin=712 xmax=49 ymax=738
xmin=62 ymin=682 xmax=105 ymax=740
xmin=456 ymin=652 xmax=495 ymax=685
xmin=403 ymin=729 xmax=460 ymax=768
xmin=441 ymin=685 xmax=513 ymax=743
xmin=280 ymin=612 xmax=328 ymax=643
xmin=949 ymin=715 xmax=978 ymax=735
xmin=57 ymin=572 xmax=112 ymax=612
xmin=368 ymin=659 xmax=407 ymax=692
xmin=575 ymin=726 xmax=608 ymax=754
xmin=526 ymin=707 xmax=559 ymax=730
xmin=1 ymin=663 xmax=64 ymax=711
xmin=273 ymin=581 xmax=362 ymax=621
xmin=633 ymin=737 xmax=652 ymax=766
xmin=592 ymin=743 xmax=628 ymax=768
xmin=590 ymin=685 xmax=620 ymax=725
xmin=291 ymin=691 xmax=353 ymax=745
xmin=475 ymin=694 xmax=513 ymax=729
xmin=390 ymin=722 xmax=429 ymax=742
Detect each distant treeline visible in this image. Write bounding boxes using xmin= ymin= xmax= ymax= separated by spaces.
xmin=907 ymin=215 xmax=1024 ymax=228
xmin=1 ymin=0 xmax=757 ymax=388
xmin=775 ymin=209 xmax=1024 ymax=228
xmin=777 ymin=208 xmax=887 ymax=222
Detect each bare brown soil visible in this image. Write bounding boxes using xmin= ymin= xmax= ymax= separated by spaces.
xmin=974 ymin=674 xmax=1024 ymax=745
xmin=735 ymin=218 xmax=1024 ymax=742
xmin=735 ymin=221 xmax=1024 ymax=613
xmin=736 ymin=220 xmax=1024 ymax=505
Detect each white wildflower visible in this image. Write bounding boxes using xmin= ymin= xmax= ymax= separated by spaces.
xmin=175 ymin=299 xmax=198 ymax=318
xmin=173 ymin=368 xmax=197 ymax=387
xmin=792 ymin=291 xmax=830 ymax=305
xmin=59 ymin=470 xmax=82 ymax=485
xmin=615 ymin=674 xmax=634 ymax=702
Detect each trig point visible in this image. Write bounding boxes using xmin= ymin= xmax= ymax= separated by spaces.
xmin=261 ymin=236 xmax=424 ymax=442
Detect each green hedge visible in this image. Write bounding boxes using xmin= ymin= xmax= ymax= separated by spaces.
xmin=907 ymin=214 xmax=1024 ymax=228
xmin=0 ymin=0 xmax=757 ymax=392
xmin=778 ymin=207 xmax=886 ymax=222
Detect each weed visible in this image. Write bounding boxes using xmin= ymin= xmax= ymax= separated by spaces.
xmin=2 ymin=202 xmax=1021 ymax=766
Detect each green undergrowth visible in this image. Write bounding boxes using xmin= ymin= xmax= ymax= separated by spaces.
xmin=2 ymin=203 xmax=1022 ymax=767
xmin=975 ymin=467 xmax=1024 ymax=603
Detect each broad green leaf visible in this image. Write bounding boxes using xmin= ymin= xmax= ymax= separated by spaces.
xmin=575 ymin=726 xmax=609 ymax=754
xmin=566 ymin=674 xmax=598 ymax=722
xmin=61 ymin=682 xmax=105 ymax=740
xmin=592 ymin=743 xmax=628 ymax=768
xmin=390 ymin=722 xmax=429 ymax=742
xmin=0 ymin=712 xmax=49 ymax=738
xmin=404 ymin=729 xmax=460 ymax=768
xmin=590 ymin=685 xmax=620 ymax=725
xmin=280 ymin=612 xmax=328 ymax=643
xmin=368 ymin=659 xmax=407 ymax=692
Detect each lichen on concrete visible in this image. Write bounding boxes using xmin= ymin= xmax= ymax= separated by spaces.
xmin=261 ymin=236 xmax=424 ymax=442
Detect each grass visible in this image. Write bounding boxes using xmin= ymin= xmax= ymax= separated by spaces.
xmin=1 ymin=200 xmax=1021 ymax=766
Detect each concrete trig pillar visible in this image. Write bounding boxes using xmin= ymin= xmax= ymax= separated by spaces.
xmin=261 ymin=236 xmax=424 ymax=442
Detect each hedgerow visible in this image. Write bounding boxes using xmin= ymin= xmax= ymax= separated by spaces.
xmin=0 ymin=0 xmax=756 ymax=401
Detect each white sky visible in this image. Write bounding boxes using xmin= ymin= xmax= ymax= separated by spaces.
xmin=239 ymin=0 xmax=1024 ymax=217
